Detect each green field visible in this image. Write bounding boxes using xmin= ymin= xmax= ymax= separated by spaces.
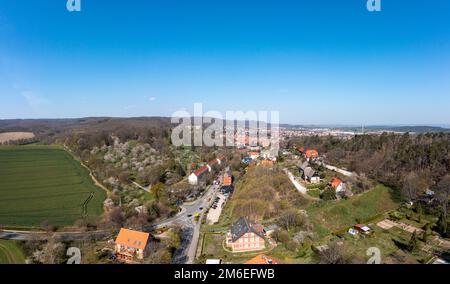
xmin=307 ymin=184 xmax=401 ymax=237
xmin=0 ymin=145 xmax=106 ymax=227
xmin=0 ymin=240 xmax=26 ymax=264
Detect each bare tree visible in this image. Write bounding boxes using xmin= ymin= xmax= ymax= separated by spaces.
xmin=401 ymin=172 xmax=424 ymax=202
xmin=277 ymin=209 xmax=306 ymax=231
xmin=35 ymin=237 xmax=66 ymax=264
xmin=318 ymin=242 xmax=352 ymax=264
xmin=102 ymin=207 xmax=126 ymax=229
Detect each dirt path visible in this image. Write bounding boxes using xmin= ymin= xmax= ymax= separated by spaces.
xmin=63 ymin=145 xmax=110 ymax=195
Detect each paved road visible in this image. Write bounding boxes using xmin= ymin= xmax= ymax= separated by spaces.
xmin=143 ymin=181 xmax=221 ymax=263
xmin=318 ymin=162 xmax=356 ymax=177
xmin=284 ymin=168 xmax=307 ymax=194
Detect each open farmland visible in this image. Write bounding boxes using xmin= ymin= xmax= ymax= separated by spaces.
xmin=0 ymin=145 xmax=106 ymax=227
xmin=0 ymin=240 xmax=26 ymax=264
xmin=0 ymin=132 xmax=35 ymax=144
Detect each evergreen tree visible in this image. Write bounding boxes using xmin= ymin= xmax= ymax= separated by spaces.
xmin=322 ymin=188 xmax=337 ymax=201
xmin=408 ymin=230 xmax=418 ymax=252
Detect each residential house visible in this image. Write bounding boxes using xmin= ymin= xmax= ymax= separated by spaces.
xmin=223 ymin=171 xmax=232 ymax=186
xmin=208 ymin=158 xmax=219 ymax=172
xmin=226 ymin=217 xmax=266 ymax=252
xmin=264 ymin=224 xmax=280 ymax=236
xmin=115 ymin=228 xmax=150 ymax=263
xmin=303 ymin=167 xmax=321 ymax=184
xmin=217 ymin=154 xmax=226 ymax=166
xmin=238 ymin=148 xmax=249 ymax=155
xmin=260 ymin=149 xmax=278 ymax=161
xmin=244 ymin=254 xmax=282 ymax=264
xmin=354 ymin=224 xmax=371 ymax=234
xmin=261 ymin=159 xmax=274 ymax=167
xmin=328 ymin=177 xmax=346 ymax=195
xmin=188 ymin=165 xmax=209 ymax=185
xmin=248 ymin=144 xmax=261 ymax=152
xmin=242 ymin=157 xmax=253 ymax=165
xmin=304 ymin=149 xmax=319 ymax=161
xmin=299 ymin=161 xmax=309 ymax=174
xmin=220 ymin=185 xmax=234 ymax=195
xmin=248 ymin=152 xmax=260 ymax=160
xmin=188 ymin=154 xmax=226 ymax=185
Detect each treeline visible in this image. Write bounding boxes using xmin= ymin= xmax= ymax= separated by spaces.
xmin=291 ymin=132 xmax=450 ymax=236
xmin=0 ymin=137 xmax=39 ymax=146
xmin=291 ymin=132 xmax=450 ymax=188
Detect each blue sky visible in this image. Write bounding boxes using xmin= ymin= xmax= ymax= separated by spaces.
xmin=0 ymin=0 xmax=449 ymax=125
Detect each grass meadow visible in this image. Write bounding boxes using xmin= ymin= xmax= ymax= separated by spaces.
xmin=0 ymin=145 xmax=106 ymax=227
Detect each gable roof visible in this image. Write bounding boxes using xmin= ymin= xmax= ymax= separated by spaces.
xmin=223 ymin=172 xmax=232 ymax=186
xmin=304 ymin=167 xmax=316 ymax=178
xmin=261 ymin=159 xmax=273 ymax=166
xmin=115 ymin=228 xmax=149 ymax=250
xmin=193 ymin=165 xmax=209 ymax=177
xmin=244 ymin=254 xmax=282 ymax=264
xmin=208 ymin=158 xmax=219 ymax=167
xmin=329 ymin=177 xmax=343 ymax=189
xmin=305 ymin=149 xmax=319 ymax=158
xmin=230 ymin=217 xmax=265 ymax=242
xmin=299 ymin=161 xmax=309 ymax=171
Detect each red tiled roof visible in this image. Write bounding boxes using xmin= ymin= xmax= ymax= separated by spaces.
xmin=223 ymin=174 xmax=232 ymax=186
xmin=329 ymin=177 xmax=343 ymax=189
xmin=194 ymin=165 xmax=209 ymax=176
xmin=305 ymin=149 xmax=319 ymax=158
xmin=115 ymin=228 xmax=149 ymax=250
xmin=244 ymin=255 xmax=282 ymax=264
xmin=208 ymin=159 xmax=219 ymax=166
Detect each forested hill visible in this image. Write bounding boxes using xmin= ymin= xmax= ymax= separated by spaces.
xmin=293 ymin=132 xmax=450 ymax=189
xmin=0 ymin=117 xmax=172 ymax=147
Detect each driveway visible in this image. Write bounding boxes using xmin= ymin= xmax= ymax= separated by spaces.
xmin=284 ymin=168 xmax=307 ymax=194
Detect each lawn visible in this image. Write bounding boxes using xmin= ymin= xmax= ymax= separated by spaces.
xmin=0 ymin=145 xmax=106 ymax=227
xmin=0 ymin=240 xmax=26 ymax=264
xmin=199 ymin=232 xmax=277 ymax=264
xmin=307 ymin=184 xmax=400 ymax=237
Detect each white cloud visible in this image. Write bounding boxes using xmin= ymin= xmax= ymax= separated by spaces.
xmin=149 ymin=96 xmax=156 ymax=102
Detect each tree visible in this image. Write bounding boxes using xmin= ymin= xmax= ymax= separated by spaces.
xmin=35 ymin=238 xmax=66 ymax=264
xmin=276 ymin=209 xmax=306 ymax=232
xmin=401 ymin=172 xmax=421 ymax=202
xmin=318 ymin=242 xmax=352 ymax=264
xmin=422 ymin=230 xmax=428 ymax=243
xmin=436 ymin=175 xmax=450 ymax=203
xmin=103 ymin=207 xmax=126 ymax=229
xmin=437 ymin=211 xmax=448 ymax=237
xmin=321 ymin=188 xmax=337 ymax=201
xmin=408 ymin=230 xmax=418 ymax=252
